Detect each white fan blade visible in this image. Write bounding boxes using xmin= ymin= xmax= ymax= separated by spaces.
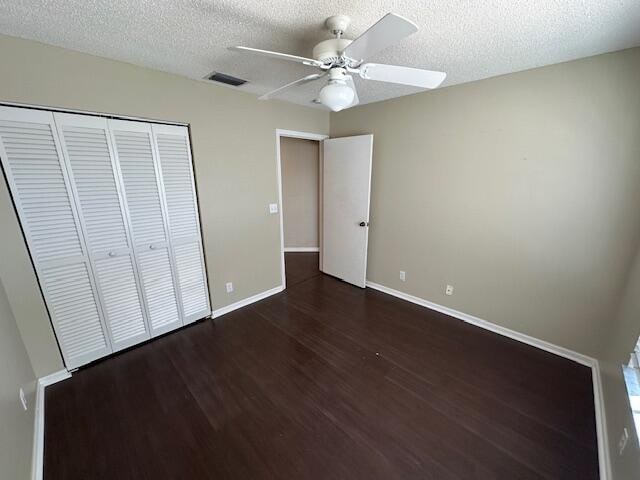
xmin=342 ymin=13 xmax=418 ymax=62
xmin=345 ymin=76 xmax=359 ymax=107
xmin=359 ymin=63 xmax=446 ymax=89
xmin=229 ymin=46 xmax=323 ymax=67
xmin=259 ymin=73 xmax=325 ymax=100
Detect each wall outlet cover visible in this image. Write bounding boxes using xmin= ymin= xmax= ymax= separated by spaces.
xmin=269 ymin=203 xmax=278 ymax=214
xmin=399 ymin=271 xmax=406 ymax=282
xmin=445 ymin=285 xmax=454 ymax=296
xmin=225 ymin=282 xmax=234 ymax=293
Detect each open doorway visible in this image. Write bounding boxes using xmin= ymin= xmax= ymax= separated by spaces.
xmin=276 ymin=129 xmax=373 ymax=290
xmin=276 ymin=130 xmax=328 ymax=289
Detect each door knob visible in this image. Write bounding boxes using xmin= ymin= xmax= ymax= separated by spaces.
xmin=359 ymin=221 xmax=369 ymax=227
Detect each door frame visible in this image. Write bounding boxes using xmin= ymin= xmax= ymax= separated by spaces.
xmin=275 ymin=129 xmax=328 ymax=289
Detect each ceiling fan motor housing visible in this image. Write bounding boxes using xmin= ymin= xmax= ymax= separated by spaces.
xmin=325 ymin=15 xmax=351 ymax=35
xmin=312 ymin=38 xmax=352 ymax=64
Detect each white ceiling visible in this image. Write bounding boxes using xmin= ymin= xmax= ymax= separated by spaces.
xmin=2 ymin=0 xmax=640 ymax=109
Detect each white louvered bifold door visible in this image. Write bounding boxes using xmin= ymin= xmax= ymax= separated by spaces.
xmin=0 ymin=106 xmax=111 ymax=368
xmin=152 ymin=124 xmax=210 ymax=324
xmin=54 ymin=113 xmax=151 ymax=351
xmin=109 ymin=119 xmax=183 ymax=336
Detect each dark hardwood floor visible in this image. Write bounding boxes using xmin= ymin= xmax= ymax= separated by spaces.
xmin=284 ymin=251 xmax=321 ymax=287
xmin=45 ymin=253 xmax=599 ymax=479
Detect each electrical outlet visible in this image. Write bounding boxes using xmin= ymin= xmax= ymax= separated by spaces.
xmin=225 ymin=282 xmax=234 ymax=293
xmin=19 ymin=388 xmax=27 ymax=411
xmin=445 ymin=285 xmax=454 ymax=296
xmin=399 ymin=271 xmax=406 ymax=282
xmin=618 ymin=427 xmax=629 ymax=455
xmin=269 ymin=203 xmax=278 ymax=214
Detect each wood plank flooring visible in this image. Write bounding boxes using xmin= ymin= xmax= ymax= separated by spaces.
xmin=44 ymin=252 xmax=599 ymax=479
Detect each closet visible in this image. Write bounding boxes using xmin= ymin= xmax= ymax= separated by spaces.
xmin=0 ymin=106 xmax=210 ymax=369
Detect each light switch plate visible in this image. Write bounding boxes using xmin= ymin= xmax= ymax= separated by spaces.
xmin=269 ymin=203 xmax=278 ymax=214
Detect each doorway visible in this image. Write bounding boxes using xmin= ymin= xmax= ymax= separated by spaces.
xmin=276 ymin=129 xmax=373 ymax=290
xmin=276 ymin=130 xmax=327 ymax=289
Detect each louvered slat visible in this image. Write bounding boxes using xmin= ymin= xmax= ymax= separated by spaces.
xmin=56 ymin=114 xmax=150 ymax=350
xmin=0 ymin=107 xmax=110 ymax=368
xmin=154 ymin=126 xmax=210 ymax=322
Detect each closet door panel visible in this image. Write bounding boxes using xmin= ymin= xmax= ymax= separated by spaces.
xmin=0 ymin=106 xmax=110 ymax=368
xmin=109 ymin=120 xmax=182 ymax=335
xmin=153 ymin=125 xmax=210 ymax=322
xmin=55 ymin=113 xmax=150 ymax=351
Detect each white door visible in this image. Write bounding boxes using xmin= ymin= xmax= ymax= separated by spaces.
xmin=108 ymin=119 xmax=183 ymax=336
xmin=0 ymin=106 xmax=112 ymax=368
xmin=151 ymin=124 xmax=210 ymax=324
xmin=321 ymin=134 xmax=373 ymax=288
xmin=54 ymin=112 xmax=151 ymax=351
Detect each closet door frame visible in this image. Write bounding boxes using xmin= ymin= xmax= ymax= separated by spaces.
xmin=53 ymin=112 xmax=153 ymax=351
xmin=151 ymin=123 xmax=211 ymax=322
xmin=107 ymin=119 xmax=186 ymax=333
xmin=0 ymin=106 xmax=113 ymax=368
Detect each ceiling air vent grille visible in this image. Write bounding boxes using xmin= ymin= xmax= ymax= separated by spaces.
xmin=205 ymin=72 xmax=247 ymax=86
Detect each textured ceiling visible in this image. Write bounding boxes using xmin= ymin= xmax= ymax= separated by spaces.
xmin=1 ymin=0 xmax=640 ymax=109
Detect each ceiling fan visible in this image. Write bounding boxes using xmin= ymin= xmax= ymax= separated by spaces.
xmin=229 ymin=13 xmax=446 ymax=112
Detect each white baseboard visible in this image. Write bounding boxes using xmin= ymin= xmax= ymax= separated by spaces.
xmin=366 ymin=281 xmax=593 ymax=365
xmin=284 ymin=247 xmax=319 ymax=252
xmin=32 ymin=369 xmax=71 ymax=480
xmin=365 ymin=280 xmax=611 ymax=479
xmin=211 ymin=285 xmax=283 ymax=319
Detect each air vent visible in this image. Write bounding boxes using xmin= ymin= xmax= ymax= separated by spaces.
xmin=205 ymin=72 xmax=247 ymax=86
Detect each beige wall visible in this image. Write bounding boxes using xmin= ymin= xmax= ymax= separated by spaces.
xmin=331 ymin=48 xmax=640 ymax=359
xmin=281 ymin=137 xmax=319 ymax=249
xmin=0 ymin=277 xmax=37 ymax=480
xmin=0 ymin=34 xmax=329 ymax=376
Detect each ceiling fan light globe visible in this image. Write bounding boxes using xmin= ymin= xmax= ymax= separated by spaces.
xmin=319 ymin=81 xmax=354 ymax=112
